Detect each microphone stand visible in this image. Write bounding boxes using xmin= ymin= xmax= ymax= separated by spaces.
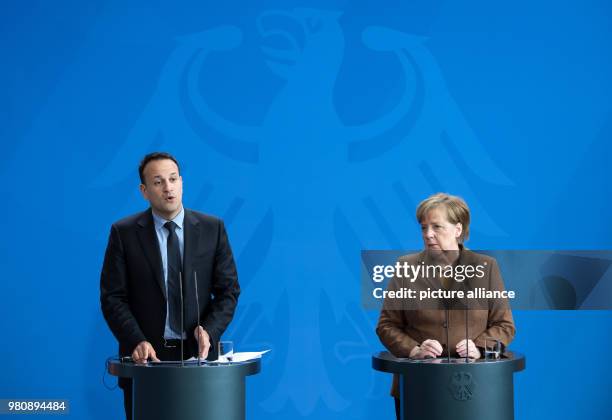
xmin=465 ymin=300 xmax=469 ymax=363
xmin=445 ymin=306 xmax=450 ymax=363
xmin=463 ymin=278 xmax=469 ymax=363
xmin=194 ymin=271 xmax=201 ymax=366
xmin=179 ymin=271 xmax=184 ymax=367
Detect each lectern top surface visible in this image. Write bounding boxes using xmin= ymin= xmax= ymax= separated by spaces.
xmin=372 ymin=351 xmax=525 ymax=374
xmin=374 ymin=350 xmax=522 ymax=362
xmin=107 ymin=357 xmax=261 ymax=379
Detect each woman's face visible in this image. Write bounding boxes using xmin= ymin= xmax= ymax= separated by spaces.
xmin=420 ymin=207 xmax=462 ymax=251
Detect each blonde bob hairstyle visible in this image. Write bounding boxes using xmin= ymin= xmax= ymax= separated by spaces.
xmin=416 ymin=193 xmax=471 ymax=243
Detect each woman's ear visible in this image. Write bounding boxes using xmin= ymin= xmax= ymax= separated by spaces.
xmin=455 ymin=223 xmax=463 ymax=239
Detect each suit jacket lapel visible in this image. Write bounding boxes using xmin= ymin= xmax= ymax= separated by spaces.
xmin=136 ymin=209 xmax=167 ymax=300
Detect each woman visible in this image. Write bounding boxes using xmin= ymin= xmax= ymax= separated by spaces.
xmin=376 ymin=193 xmax=515 ymax=419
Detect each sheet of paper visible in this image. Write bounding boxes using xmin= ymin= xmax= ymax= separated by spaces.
xmin=145 ymin=350 xmax=270 ymax=364
xmin=148 ymin=358 xmax=203 ymax=364
xmin=217 ymin=350 xmax=270 ymax=363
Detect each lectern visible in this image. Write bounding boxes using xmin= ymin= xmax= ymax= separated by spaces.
xmin=108 ymin=359 xmax=261 ymax=420
xmin=372 ymin=351 xmax=525 ymax=420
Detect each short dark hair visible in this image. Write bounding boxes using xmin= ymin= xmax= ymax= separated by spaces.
xmin=138 ymin=152 xmax=180 ymax=184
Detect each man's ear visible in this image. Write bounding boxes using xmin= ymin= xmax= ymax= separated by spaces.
xmin=139 ymin=183 xmax=148 ymax=199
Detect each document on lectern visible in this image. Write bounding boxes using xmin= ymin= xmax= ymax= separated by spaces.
xmin=147 ymin=358 xmax=204 ymax=365
xmin=145 ymin=350 xmax=270 ymax=364
xmin=229 ymin=350 xmax=270 ymax=362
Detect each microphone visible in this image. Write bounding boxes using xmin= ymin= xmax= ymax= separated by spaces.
xmin=179 ymin=271 xmax=184 ymax=367
xmin=194 ymin=271 xmax=201 ymax=365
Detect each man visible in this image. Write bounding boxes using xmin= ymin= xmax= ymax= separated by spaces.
xmin=100 ymin=152 xmax=240 ymax=420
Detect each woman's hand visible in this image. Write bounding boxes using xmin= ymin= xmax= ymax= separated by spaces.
xmin=456 ymin=339 xmax=481 ymax=359
xmin=410 ymin=339 xmax=443 ymax=359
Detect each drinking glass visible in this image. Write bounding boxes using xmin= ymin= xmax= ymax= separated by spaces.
xmin=484 ymin=338 xmax=501 ymax=360
xmin=218 ymin=341 xmax=234 ymax=363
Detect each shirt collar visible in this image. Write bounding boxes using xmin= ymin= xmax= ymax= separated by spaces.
xmin=152 ymin=206 xmax=185 ymax=231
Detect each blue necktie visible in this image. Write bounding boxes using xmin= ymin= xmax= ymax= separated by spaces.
xmin=164 ymin=221 xmax=182 ymax=333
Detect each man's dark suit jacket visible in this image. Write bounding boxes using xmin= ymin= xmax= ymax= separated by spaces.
xmin=100 ymin=208 xmax=240 ymax=365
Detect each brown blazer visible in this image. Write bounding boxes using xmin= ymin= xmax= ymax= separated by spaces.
xmin=376 ymin=249 xmax=515 ymax=397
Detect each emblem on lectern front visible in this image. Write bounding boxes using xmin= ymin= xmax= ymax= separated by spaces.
xmin=449 ymin=372 xmax=475 ymax=401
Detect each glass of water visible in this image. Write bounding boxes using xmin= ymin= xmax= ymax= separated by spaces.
xmin=218 ymin=341 xmax=234 ymax=363
xmin=484 ymin=338 xmax=501 ymax=360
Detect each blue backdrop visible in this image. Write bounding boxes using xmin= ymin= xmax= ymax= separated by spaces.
xmin=1 ymin=0 xmax=611 ymax=418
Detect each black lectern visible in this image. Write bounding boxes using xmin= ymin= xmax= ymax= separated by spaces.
xmin=108 ymin=360 xmax=261 ymax=420
xmin=372 ymin=351 xmax=525 ymax=420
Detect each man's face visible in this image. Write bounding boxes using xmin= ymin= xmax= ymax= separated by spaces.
xmin=420 ymin=207 xmax=462 ymax=251
xmin=139 ymin=159 xmax=183 ymax=220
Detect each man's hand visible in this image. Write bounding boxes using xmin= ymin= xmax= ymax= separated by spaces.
xmin=409 ymin=339 xmax=443 ymax=359
xmin=131 ymin=341 xmax=160 ymax=364
xmin=194 ymin=326 xmax=211 ymax=359
xmin=456 ymin=339 xmax=481 ymax=359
